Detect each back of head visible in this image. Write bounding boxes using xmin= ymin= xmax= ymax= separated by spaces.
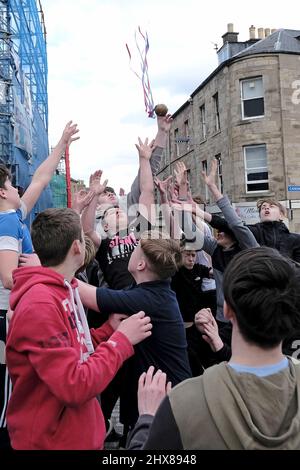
xmin=0 ymin=164 xmax=11 ymax=189
xmin=140 ymin=230 xmax=182 ymax=280
xmin=31 ymin=208 xmax=82 ymax=267
xmin=223 ymin=246 xmax=300 ymax=348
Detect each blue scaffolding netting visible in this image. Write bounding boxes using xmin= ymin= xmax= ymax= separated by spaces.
xmin=0 ymin=0 xmax=53 ymax=226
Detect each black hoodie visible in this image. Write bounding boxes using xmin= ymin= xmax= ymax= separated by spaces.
xmin=211 ymin=216 xmax=300 ymax=262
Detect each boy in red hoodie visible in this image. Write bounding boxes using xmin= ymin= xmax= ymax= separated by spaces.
xmin=6 ymin=208 xmax=152 ymax=450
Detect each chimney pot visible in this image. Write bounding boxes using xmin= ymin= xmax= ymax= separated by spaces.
xmin=264 ymin=28 xmax=270 ymax=37
xmin=227 ymin=23 xmax=234 ymax=33
xmin=257 ymin=28 xmax=264 ymax=39
xmin=271 ymin=28 xmax=277 ymax=34
xmin=249 ymin=25 xmax=256 ymax=39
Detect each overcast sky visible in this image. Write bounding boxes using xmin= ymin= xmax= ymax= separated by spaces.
xmin=41 ymin=0 xmax=300 ymax=192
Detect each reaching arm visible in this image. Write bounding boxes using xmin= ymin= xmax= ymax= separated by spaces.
xmin=174 ymin=161 xmax=189 ymax=200
xmin=81 ymin=170 xmax=107 ymax=249
xmin=201 ymin=159 xmax=223 ymax=203
xmin=202 ymin=160 xmax=259 ymax=249
xmin=154 ymin=175 xmax=180 ymax=239
xmin=72 ymin=189 xmax=95 ymax=215
xmin=136 ymin=138 xmax=155 ymax=224
xmin=77 ymin=280 xmax=99 ymax=311
xmin=21 ymin=121 xmax=79 ymax=213
xmin=127 ymin=114 xmax=173 ymax=208
xmin=127 ymin=395 xmax=183 ymax=450
xmin=216 ymin=196 xmax=259 ymax=249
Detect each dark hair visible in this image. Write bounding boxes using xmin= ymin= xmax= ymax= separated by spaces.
xmin=31 ymin=208 xmax=83 ymax=267
xmin=0 ymin=164 xmax=11 ymax=189
xmin=104 ymin=186 xmax=116 ymax=195
xmin=223 ymin=247 xmax=300 ymax=348
xmin=212 ymin=216 xmax=236 ymax=240
xmin=101 ymin=204 xmax=119 ymax=220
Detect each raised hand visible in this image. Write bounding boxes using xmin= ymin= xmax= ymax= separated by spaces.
xmin=135 ymin=137 xmax=156 ymax=160
xmin=201 ymin=158 xmax=218 ymax=187
xmin=174 ymin=161 xmax=188 ymax=187
xmin=119 ymin=188 xmax=126 ymax=196
xmin=157 ymin=113 xmax=173 ymax=133
xmin=89 ymin=170 xmax=108 ymax=195
xmin=60 ymin=121 xmax=80 ymax=147
xmin=137 ymin=366 xmax=172 ymax=416
xmin=116 ymin=311 xmax=152 ymax=345
xmin=167 ymin=181 xmax=179 ymax=203
xmin=72 ymin=189 xmax=95 ymax=214
xmin=154 ymin=175 xmax=172 ymax=196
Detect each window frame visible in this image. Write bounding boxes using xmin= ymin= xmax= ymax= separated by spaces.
xmin=202 ymin=160 xmax=209 ymax=201
xmin=213 ymin=92 xmax=220 ymax=132
xmin=215 ymin=154 xmax=223 ymax=194
xmin=243 ymin=144 xmax=269 ymax=193
xmin=184 ymin=119 xmax=190 ymax=151
xmin=199 ymin=104 xmax=206 ymax=140
xmin=240 ymin=76 xmax=265 ymax=120
xmin=174 ymin=128 xmax=179 ymax=157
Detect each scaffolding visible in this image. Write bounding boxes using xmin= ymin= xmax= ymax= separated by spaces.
xmin=0 ymin=0 xmax=51 ymax=223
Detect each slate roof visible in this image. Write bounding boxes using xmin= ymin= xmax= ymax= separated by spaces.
xmin=234 ymin=29 xmax=300 ymax=58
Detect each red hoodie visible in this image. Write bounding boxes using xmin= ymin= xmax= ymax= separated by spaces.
xmin=6 ymin=267 xmax=134 ymax=450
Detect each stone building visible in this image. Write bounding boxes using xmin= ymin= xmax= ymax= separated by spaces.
xmin=157 ymin=25 xmax=300 ymax=230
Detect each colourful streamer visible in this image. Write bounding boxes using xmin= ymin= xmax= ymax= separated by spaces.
xmin=126 ymin=27 xmax=155 ymax=118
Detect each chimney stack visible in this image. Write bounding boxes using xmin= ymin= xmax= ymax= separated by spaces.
xmin=257 ymin=28 xmax=264 ymax=39
xmin=249 ymin=25 xmax=256 ymax=39
xmin=222 ymin=23 xmax=239 ymax=45
xmin=264 ymin=28 xmax=271 ymax=37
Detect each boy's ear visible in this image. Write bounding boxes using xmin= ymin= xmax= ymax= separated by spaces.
xmin=73 ymin=239 xmax=82 ymax=255
xmin=223 ymin=300 xmax=235 ymax=322
xmin=0 ymin=188 xmax=7 ymax=199
xmin=136 ymin=258 xmax=146 ymax=272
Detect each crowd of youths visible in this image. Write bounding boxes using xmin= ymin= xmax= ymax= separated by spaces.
xmin=1 ymin=113 xmax=300 ymax=450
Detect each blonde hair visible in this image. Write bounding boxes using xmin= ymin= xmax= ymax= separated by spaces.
xmin=76 ymin=235 xmax=96 ymax=274
xmin=140 ymin=230 xmax=182 ymax=279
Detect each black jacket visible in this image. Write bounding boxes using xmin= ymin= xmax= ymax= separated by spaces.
xmin=210 ymin=215 xmax=300 ymax=263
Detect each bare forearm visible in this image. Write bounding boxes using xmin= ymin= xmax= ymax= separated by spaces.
xmin=139 ymin=158 xmax=154 ymax=202
xmin=196 ymin=205 xmax=212 ymax=223
xmin=161 ymin=204 xmax=178 ymax=239
xmin=207 ymin=183 xmax=222 ymax=202
xmin=178 ymin=183 xmax=188 ymax=199
xmin=81 ymin=196 xmax=101 ymax=248
xmin=154 ymin=129 xmax=168 ymax=149
xmin=32 ymin=139 xmax=67 ymax=186
xmin=81 ymin=195 xmax=97 ymax=232
xmin=77 ymin=279 xmax=99 ymax=311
